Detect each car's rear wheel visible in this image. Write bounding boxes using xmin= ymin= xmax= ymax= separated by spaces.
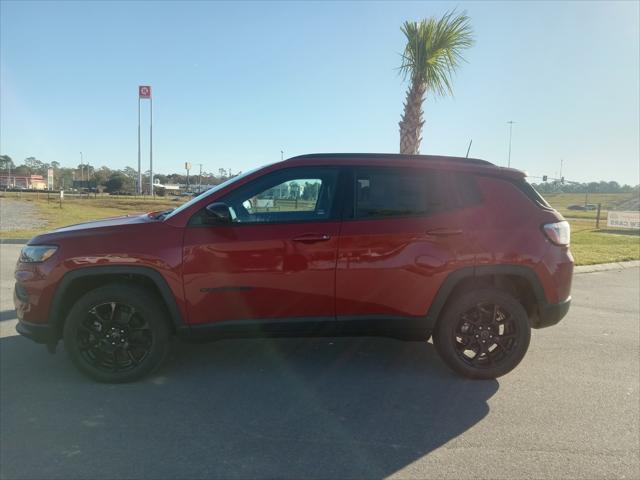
xmin=63 ymin=284 xmax=170 ymax=383
xmin=433 ymin=288 xmax=531 ymax=379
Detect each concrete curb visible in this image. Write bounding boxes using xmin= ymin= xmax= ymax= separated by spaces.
xmin=0 ymin=239 xmax=29 ymax=245
xmin=574 ymin=260 xmax=640 ymax=274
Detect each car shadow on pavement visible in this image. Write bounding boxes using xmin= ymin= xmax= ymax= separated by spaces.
xmin=0 ymin=334 xmax=498 ymax=479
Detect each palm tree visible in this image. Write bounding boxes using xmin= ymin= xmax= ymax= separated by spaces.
xmin=398 ymin=11 xmax=474 ymax=155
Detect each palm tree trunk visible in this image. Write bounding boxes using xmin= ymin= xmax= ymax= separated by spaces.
xmin=399 ymin=80 xmax=426 ymax=155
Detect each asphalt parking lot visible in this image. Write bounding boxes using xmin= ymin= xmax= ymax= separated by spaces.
xmin=1 ymin=243 xmax=638 ymax=479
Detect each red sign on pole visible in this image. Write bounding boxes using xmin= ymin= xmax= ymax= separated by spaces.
xmin=139 ymin=86 xmax=151 ymax=98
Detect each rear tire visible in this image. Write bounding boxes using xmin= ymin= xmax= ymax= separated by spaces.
xmin=433 ymin=288 xmax=531 ymax=379
xmin=63 ymin=284 xmax=170 ymax=383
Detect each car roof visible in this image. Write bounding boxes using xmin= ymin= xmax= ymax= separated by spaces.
xmin=288 ymin=152 xmax=493 ymax=166
xmin=281 ymin=153 xmax=525 ymax=179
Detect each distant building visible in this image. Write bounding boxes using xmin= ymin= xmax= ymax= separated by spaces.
xmin=0 ymin=174 xmax=47 ymax=190
xmin=153 ymin=182 xmax=181 ymax=195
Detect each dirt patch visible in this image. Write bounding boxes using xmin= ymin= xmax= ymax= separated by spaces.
xmin=0 ymin=198 xmax=47 ymax=233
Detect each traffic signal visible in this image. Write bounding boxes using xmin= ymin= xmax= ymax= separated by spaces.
xmin=543 ymin=175 xmax=548 ymax=182
xmin=561 ymin=177 xmax=565 ymax=184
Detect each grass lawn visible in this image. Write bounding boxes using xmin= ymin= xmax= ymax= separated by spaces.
xmin=567 ymin=218 xmax=639 ymax=265
xmin=1 ymin=192 xmax=639 ymax=266
xmin=543 ymin=192 xmax=637 ymax=221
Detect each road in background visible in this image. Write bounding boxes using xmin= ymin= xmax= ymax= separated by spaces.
xmin=1 ymin=243 xmax=638 ymax=479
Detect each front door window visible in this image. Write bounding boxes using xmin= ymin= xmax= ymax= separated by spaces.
xmin=220 ymin=167 xmax=339 ymax=224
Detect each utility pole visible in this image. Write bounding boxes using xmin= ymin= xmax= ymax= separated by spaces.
xmin=507 ymin=120 xmax=515 ymax=168
xmin=185 ymin=162 xmax=191 ymax=192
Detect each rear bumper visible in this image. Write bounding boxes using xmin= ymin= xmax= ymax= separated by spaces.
xmin=16 ymin=320 xmax=54 ymax=345
xmin=534 ymin=297 xmax=571 ymax=329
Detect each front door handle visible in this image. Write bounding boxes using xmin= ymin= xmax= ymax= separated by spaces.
xmin=425 ymin=228 xmax=463 ymax=237
xmin=292 ymin=233 xmax=332 ymax=243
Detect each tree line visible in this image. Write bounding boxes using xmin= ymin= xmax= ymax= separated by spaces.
xmin=2 ymin=154 xmax=637 ymax=195
xmin=531 ymin=180 xmax=639 ymax=194
xmin=0 ymin=155 xmax=238 ymax=194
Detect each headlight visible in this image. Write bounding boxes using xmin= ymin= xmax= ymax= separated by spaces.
xmin=19 ymin=245 xmax=58 ymax=263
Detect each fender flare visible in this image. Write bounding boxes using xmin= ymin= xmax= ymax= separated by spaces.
xmin=426 ymin=265 xmax=546 ymax=326
xmin=49 ymin=265 xmax=186 ymax=335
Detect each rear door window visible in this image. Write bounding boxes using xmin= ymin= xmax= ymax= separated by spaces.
xmin=355 ymin=169 xmax=429 ymax=218
xmin=350 ymin=167 xmax=480 ymax=219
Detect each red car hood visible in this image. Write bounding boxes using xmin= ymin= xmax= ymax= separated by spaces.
xmin=28 ymin=213 xmax=157 ymax=244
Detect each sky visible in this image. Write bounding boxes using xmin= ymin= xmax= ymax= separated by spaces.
xmin=1 ymin=0 xmax=639 ymax=184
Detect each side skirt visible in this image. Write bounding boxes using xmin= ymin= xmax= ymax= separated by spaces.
xmin=176 ymin=315 xmax=434 ymax=342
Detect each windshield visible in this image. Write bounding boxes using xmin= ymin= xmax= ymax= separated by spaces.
xmin=162 ymin=166 xmax=262 ymax=221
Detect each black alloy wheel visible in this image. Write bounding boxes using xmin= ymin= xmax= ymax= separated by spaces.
xmin=434 ymin=288 xmax=531 ymax=379
xmin=63 ymin=284 xmax=170 ymax=383
xmin=453 ymin=302 xmax=519 ymax=368
xmin=77 ymin=302 xmax=153 ymax=373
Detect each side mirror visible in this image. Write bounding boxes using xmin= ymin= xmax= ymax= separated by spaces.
xmin=204 ymin=202 xmax=232 ymax=224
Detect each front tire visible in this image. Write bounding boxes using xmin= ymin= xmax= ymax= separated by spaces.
xmin=63 ymin=284 xmax=170 ymax=383
xmin=433 ymin=288 xmax=531 ymax=379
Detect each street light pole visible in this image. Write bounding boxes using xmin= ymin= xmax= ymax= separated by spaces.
xmin=197 ymin=163 xmax=203 ymax=192
xmin=507 ymin=120 xmax=515 ymax=168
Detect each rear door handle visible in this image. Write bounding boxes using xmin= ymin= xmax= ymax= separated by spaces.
xmin=292 ymin=233 xmax=332 ymax=243
xmin=425 ymin=228 xmax=463 ymax=237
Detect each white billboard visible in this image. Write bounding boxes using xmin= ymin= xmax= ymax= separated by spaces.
xmin=607 ymin=211 xmax=640 ymax=230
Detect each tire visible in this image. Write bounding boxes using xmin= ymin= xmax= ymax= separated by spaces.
xmin=63 ymin=284 xmax=171 ymax=383
xmin=433 ymin=288 xmax=531 ymax=379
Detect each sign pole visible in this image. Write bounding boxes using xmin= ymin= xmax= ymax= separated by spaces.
xmin=138 ymin=85 xmax=152 ymax=195
xmin=138 ymin=96 xmax=142 ymax=196
xmin=150 ymin=96 xmax=154 ymax=197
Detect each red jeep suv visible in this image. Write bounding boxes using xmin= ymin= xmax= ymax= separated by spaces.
xmin=14 ymin=154 xmax=573 ymax=382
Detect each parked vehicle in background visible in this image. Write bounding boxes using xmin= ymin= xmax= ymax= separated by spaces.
xmin=568 ymin=203 xmax=598 ymax=211
xmin=14 ymin=153 xmax=573 ymax=382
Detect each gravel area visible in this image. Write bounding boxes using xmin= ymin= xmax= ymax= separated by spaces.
xmin=0 ymin=197 xmax=47 ymax=232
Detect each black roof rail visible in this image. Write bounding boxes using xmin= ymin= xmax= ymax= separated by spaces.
xmin=288 ymin=153 xmax=494 ymax=166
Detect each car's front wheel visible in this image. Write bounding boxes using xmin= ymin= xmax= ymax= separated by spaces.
xmin=63 ymin=284 xmax=170 ymax=383
xmin=433 ymin=288 xmax=531 ymax=379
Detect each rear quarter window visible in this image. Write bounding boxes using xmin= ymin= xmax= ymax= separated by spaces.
xmin=515 ymin=180 xmax=553 ymax=209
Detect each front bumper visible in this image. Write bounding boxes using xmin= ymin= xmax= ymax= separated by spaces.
xmin=16 ymin=319 xmax=54 ymax=344
xmin=533 ymin=297 xmax=572 ymax=329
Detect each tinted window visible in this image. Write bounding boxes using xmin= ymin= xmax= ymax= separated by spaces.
xmin=517 ymin=180 xmax=552 ymax=209
xmin=352 ymin=168 xmax=481 ymax=219
xmin=355 ymin=170 xmax=429 ymax=218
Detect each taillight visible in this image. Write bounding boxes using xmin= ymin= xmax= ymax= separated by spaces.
xmin=543 ymin=221 xmax=570 ymax=246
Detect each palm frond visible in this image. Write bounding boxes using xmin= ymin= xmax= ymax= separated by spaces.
xmin=399 ymin=9 xmax=474 ymax=96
